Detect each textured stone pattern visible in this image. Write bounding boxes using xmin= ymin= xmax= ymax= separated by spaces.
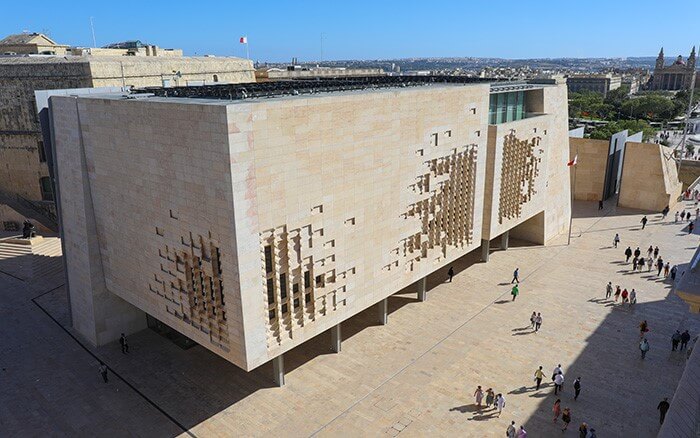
xmin=261 ymin=223 xmax=348 ymax=347
xmin=402 ymin=145 xmax=478 ymax=270
xmin=151 ymin=230 xmax=229 ymax=351
xmin=227 ymin=85 xmax=491 ymax=367
xmin=497 ymin=132 xmax=542 ymax=224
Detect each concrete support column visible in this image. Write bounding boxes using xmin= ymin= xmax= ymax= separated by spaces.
xmin=272 ymin=355 xmax=285 ymax=387
xmin=331 ymin=324 xmax=341 ymax=353
xmin=378 ymin=298 xmax=388 ymax=325
xmin=417 ymin=277 xmax=427 ymax=302
xmin=500 ymin=231 xmax=509 ymax=250
xmin=481 ymin=238 xmax=490 ymax=262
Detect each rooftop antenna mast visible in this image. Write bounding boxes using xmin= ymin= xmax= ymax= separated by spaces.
xmin=89 ymin=17 xmax=97 ymax=48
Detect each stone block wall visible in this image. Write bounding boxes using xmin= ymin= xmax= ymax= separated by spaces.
xmin=569 ymin=137 xmax=609 ymax=201
xmin=618 ymin=142 xmax=683 ymax=212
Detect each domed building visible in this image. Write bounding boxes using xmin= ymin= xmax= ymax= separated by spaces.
xmin=651 ymin=47 xmax=699 ymax=90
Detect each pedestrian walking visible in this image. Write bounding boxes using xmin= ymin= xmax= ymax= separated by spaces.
xmin=681 ymin=330 xmax=691 ymax=350
xmin=535 ymin=313 xmax=542 ymax=332
xmin=613 ymin=233 xmax=620 ymax=248
xmin=640 ymin=338 xmax=650 ymax=359
xmin=664 ymin=262 xmax=670 ymax=277
xmin=119 ymin=333 xmax=129 ymax=354
xmin=517 ymin=426 xmax=527 ymax=438
xmin=625 ymin=246 xmax=633 ymax=262
xmin=641 ymin=216 xmax=648 ymax=229
xmin=512 ymin=268 xmax=520 ymax=284
xmin=573 ymin=377 xmax=581 ymax=400
xmin=629 ymin=289 xmax=637 ymax=306
xmin=598 ymin=200 xmax=604 ymax=210
xmin=621 ymin=288 xmax=629 ymax=304
xmin=511 ymin=284 xmax=519 ymax=301
xmin=681 ymin=211 xmax=687 ymax=221
xmin=640 ymin=320 xmax=649 ymax=337
xmin=657 ymin=257 xmax=664 ymax=276
xmin=578 ymin=422 xmax=588 ymax=438
xmin=561 ymin=408 xmax=572 ymax=431
xmin=647 ymin=245 xmax=653 ymax=259
xmin=447 ymin=266 xmax=454 ymax=283
xmin=495 ymin=393 xmax=505 ymax=416
xmin=552 ymin=364 xmax=562 ymax=381
xmin=588 ymin=428 xmax=597 ymax=438
xmin=646 ymin=257 xmax=652 ymax=272
xmin=675 ymin=211 xmax=680 ymax=223
xmin=662 ymin=205 xmax=669 ymax=219
xmin=530 ymin=311 xmax=537 ymax=329
xmin=672 ymin=330 xmax=681 ymax=351
xmin=506 ymin=421 xmax=516 ymax=438
xmin=634 ymin=247 xmax=641 ymax=258
xmin=474 ymin=385 xmax=484 ymax=406
xmin=654 ymin=246 xmax=659 ymax=259
xmin=614 ymin=285 xmax=621 ymax=302
xmin=605 ymin=282 xmax=613 ymax=299
xmin=554 ymin=372 xmax=564 ymax=395
xmin=553 ymin=399 xmax=561 ymax=422
xmin=632 ymin=256 xmax=638 ymax=271
xmin=99 ymin=362 xmax=108 ymax=383
xmin=534 ymin=366 xmax=544 ymax=390
xmin=485 ymin=388 xmax=495 ymax=407
xmin=657 ymin=398 xmax=670 ymax=424
xmin=671 ymin=265 xmax=678 ymax=280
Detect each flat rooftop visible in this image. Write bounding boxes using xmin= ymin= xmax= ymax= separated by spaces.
xmin=130 ymin=75 xmax=548 ymax=102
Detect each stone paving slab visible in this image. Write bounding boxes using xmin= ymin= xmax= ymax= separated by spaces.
xmin=2 ymin=200 xmax=700 ymax=437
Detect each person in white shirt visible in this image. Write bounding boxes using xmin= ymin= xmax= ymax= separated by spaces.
xmin=552 ymin=364 xmax=562 ymax=380
xmin=495 ymin=393 xmax=506 ymax=416
xmin=554 ymin=372 xmax=564 ymax=395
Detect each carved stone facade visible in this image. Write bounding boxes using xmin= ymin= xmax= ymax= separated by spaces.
xmin=498 ymin=132 xmax=542 ymax=224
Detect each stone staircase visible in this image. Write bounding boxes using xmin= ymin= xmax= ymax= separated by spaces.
xmin=0 ymin=236 xmax=63 ymax=282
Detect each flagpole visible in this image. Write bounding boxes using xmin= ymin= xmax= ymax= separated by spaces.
xmin=567 ymin=146 xmax=579 ymax=246
xmin=246 ymin=37 xmax=250 ymax=60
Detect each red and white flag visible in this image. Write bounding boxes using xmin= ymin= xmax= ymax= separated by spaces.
xmin=567 ymin=155 xmax=578 ymax=166
xmin=239 ymin=36 xmax=247 ymax=44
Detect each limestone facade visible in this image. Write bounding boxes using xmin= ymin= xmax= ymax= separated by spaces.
xmin=569 ymin=137 xmax=610 ymax=201
xmin=51 ymin=81 xmax=571 ymax=371
xmin=0 ymin=55 xmax=255 ymax=227
xmin=618 ymin=142 xmax=683 ymax=212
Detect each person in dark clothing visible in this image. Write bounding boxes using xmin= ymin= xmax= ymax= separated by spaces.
xmin=573 ymin=377 xmax=581 ymax=400
xmin=447 ymin=267 xmax=454 ymax=283
xmin=681 ymin=330 xmax=691 ymax=350
xmin=690 ymin=222 xmax=695 ymax=234
xmin=625 ymin=246 xmax=633 ymax=262
xmin=598 ymin=200 xmax=604 ymax=210
xmin=641 ymin=216 xmax=648 ymax=229
xmin=653 ymin=246 xmax=660 ymax=259
xmin=512 ymin=268 xmax=520 ymax=284
xmin=657 ymin=398 xmax=670 ymax=424
xmin=672 ymin=330 xmax=681 ymax=351
xmin=671 ymin=265 xmax=678 ymax=280
xmin=657 ymin=257 xmax=664 ymax=276
xmin=119 ymin=333 xmax=129 ymax=354
xmin=634 ymin=247 xmax=641 ymax=258
xmin=99 ymin=362 xmax=108 ymax=383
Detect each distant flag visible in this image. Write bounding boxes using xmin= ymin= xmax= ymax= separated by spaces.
xmin=239 ymin=36 xmax=247 ymax=44
xmin=567 ymin=155 xmax=578 ymax=167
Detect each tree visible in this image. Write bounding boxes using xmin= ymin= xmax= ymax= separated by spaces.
xmin=620 ymin=94 xmax=677 ymax=121
xmin=589 ymin=120 xmax=657 ymax=142
xmin=568 ymin=91 xmax=614 ymax=119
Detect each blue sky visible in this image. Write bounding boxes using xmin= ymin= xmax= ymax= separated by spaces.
xmin=3 ymin=0 xmax=699 ymax=62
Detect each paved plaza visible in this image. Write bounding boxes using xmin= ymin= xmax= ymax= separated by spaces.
xmin=2 ymin=199 xmax=699 ymax=437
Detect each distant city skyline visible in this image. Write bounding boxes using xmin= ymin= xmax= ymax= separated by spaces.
xmin=3 ymin=0 xmax=699 ymax=62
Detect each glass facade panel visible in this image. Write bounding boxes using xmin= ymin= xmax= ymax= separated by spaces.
xmin=488 ymin=91 xmax=528 ymax=125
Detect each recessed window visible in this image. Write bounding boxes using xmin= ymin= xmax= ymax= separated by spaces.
xmin=444 ymin=130 xmax=452 ymax=138
xmin=304 ymin=271 xmax=311 ymax=289
xmin=266 ymin=278 xmax=275 ymax=304
xmin=279 ymin=273 xmax=287 ymax=300
xmin=315 ymin=274 xmax=324 ymax=288
xmin=264 ymin=245 xmax=273 ymax=274
xmin=213 ymin=74 xmax=219 ymax=82
xmin=39 ymin=177 xmax=53 ymax=201
xmin=38 ymin=140 xmax=46 ymax=163
xmin=430 ymin=133 xmax=439 ymax=147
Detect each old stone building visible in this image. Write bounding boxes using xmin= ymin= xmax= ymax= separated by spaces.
xmin=48 ymin=77 xmax=572 ymax=384
xmin=652 ymin=47 xmax=699 ymax=91
xmin=0 ymin=33 xmax=255 ymax=230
